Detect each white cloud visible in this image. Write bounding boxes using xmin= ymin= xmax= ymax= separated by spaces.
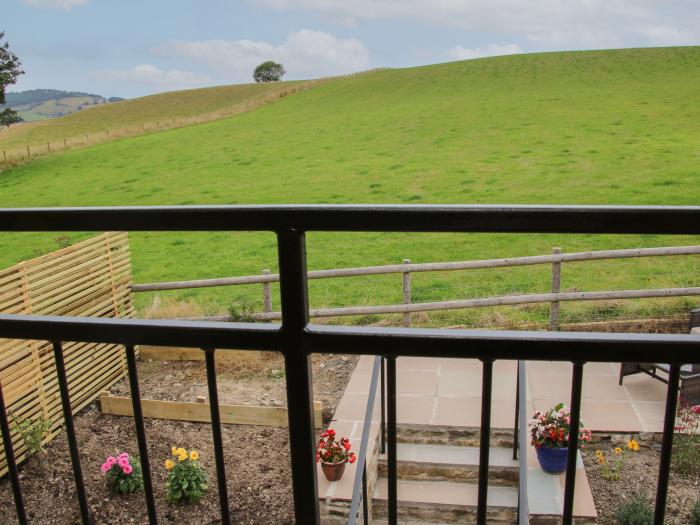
xmin=157 ymin=29 xmax=371 ymax=82
xmin=22 ymin=0 xmax=88 ymax=9
xmin=94 ymin=64 xmax=212 ymax=91
xmin=249 ymin=1 xmax=699 ymax=50
xmin=447 ymin=43 xmax=522 ymax=61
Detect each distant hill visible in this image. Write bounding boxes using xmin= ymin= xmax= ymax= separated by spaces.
xmin=2 ymin=89 xmax=124 ymax=122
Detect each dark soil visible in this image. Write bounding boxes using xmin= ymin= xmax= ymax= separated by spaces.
xmin=0 ymin=353 xmax=358 ymax=524
xmin=582 ymin=436 xmax=699 ymax=525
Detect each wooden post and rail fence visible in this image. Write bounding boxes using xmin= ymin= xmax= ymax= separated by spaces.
xmin=131 ymin=244 xmax=700 ymax=329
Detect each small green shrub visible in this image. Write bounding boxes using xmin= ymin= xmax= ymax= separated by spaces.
xmin=165 ymin=447 xmax=208 ymax=503
xmin=691 ymin=500 xmax=700 ymax=525
xmin=10 ymin=413 xmax=51 ymax=457
xmin=616 ymin=495 xmax=653 ymax=525
xmin=228 ymin=301 xmax=257 ymax=322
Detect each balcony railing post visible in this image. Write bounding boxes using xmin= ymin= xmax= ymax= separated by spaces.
xmin=549 ymin=247 xmax=562 ymax=331
xmin=124 ymin=345 xmax=158 ymax=524
xmin=477 ymin=358 xmax=494 ymax=525
xmin=203 ymin=347 xmax=231 ymax=524
xmin=654 ymin=363 xmax=681 ymax=525
xmin=52 ymin=341 xmax=91 ymax=525
xmin=277 ymin=229 xmax=320 ymax=524
xmin=0 ymin=381 xmax=28 ymax=525
xmin=562 ymin=361 xmax=584 ymax=524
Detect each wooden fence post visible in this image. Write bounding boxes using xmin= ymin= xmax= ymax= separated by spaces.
xmin=549 ymin=247 xmax=562 ymax=331
xmin=26 ymin=144 xmax=30 ymax=159
xmin=2 ymin=150 xmax=6 ymax=163
xmin=403 ymin=259 xmax=412 ymax=327
xmin=262 ymin=269 xmax=272 ymax=317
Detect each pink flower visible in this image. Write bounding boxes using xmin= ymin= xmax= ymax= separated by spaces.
xmin=122 ymin=464 xmax=133 ymax=475
xmin=692 ymin=405 xmax=700 ymax=415
xmin=118 ymin=453 xmax=129 ymax=461
xmin=106 ymin=456 xmax=117 ymax=466
xmin=100 ymin=463 xmax=110 ymax=473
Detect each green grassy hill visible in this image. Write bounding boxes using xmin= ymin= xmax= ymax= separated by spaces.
xmin=0 ymin=80 xmax=313 ymax=155
xmin=1 ymin=47 xmax=699 ymax=326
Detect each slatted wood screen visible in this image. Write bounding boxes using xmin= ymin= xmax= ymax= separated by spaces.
xmin=0 ymin=232 xmax=134 ymax=475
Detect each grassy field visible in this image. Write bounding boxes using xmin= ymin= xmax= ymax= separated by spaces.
xmin=1 ymin=47 xmax=699 ymax=326
xmin=0 ymin=80 xmax=314 ymax=158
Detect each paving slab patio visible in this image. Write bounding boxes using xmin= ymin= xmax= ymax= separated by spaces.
xmin=318 ymin=352 xmax=678 ymax=508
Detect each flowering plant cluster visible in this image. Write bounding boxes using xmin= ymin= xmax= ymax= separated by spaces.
xmin=101 ymin=452 xmax=143 ymax=494
xmin=165 ymin=446 xmax=208 ymax=503
xmin=673 ymin=404 xmax=700 ymax=477
xmin=316 ymin=429 xmax=357 ymax=464
xmin=595 ymin=439 xmax=640 ymax=481
xmin=530 ymin=403 xmax=592 ymax=449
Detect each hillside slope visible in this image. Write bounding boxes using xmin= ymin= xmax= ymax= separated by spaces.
xmin=1 ymin=47 xmax=699 ymax=323
xmin=0 ymin=80 xmax=314 ymax=154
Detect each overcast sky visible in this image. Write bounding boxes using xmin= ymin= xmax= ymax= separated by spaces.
xmin=4 ymin=0 xmax=699 ymax=98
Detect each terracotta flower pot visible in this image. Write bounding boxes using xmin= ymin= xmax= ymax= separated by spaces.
xmin=321 ymin=460 xmax=346 ymax=481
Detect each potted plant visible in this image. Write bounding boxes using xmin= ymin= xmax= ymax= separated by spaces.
xmin=529 ymin=402 xmax=591 ymax=474
xmin=316 ymin=429 xmax=356 ymax=481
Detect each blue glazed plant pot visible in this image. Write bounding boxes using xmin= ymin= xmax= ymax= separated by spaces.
xmin=535 ymin=446 xmax=568 ymax=474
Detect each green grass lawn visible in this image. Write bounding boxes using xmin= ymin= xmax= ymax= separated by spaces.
xmin=1 ymin=47 xmax=699 ymax=326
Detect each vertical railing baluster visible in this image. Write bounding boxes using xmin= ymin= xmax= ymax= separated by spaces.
xmin=52 ymin=341 xmax=91 ymax=525
xmin=477 ymin=359 xmax=494 ymax=525
xmin=513 ymin=365 xmax=519 ymax=461
xmin=380 ymin=357 xmax=386 ymax=455
xmin=277 ymin=229 xmax=320 ymax=524
xmin=517 ymin=361 xmax=529 ymax=525
xmin=386 ymin=355 xmax=398 ymax=525
xmin=124 ymin=345 xmax=157 ymax=524
xmin=203 ymin=347 xmax=231 ymax=525
xmin=562 ymin=361 xmax=584 ymax=524
xmin=653 ymin=363 xmax=681 ymax=525
xmin=0 ymin=381 xmax=28 ymax=525
xmin=362 ymin=464 xmax=369 ymax=524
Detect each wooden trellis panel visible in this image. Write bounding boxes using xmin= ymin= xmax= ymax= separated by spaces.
xmin=0 ymin=232 xmax=134 ymax=476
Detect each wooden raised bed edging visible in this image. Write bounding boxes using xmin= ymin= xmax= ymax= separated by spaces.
xmin=99 ymin=392 xmax=323 ymax=428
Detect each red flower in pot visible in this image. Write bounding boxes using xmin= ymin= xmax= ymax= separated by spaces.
xmin=316 ymin=428 xmax=356 ymax=481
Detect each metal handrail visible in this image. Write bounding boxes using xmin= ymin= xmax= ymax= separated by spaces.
xmin=348 ymin=355 xmax=382 ymax=525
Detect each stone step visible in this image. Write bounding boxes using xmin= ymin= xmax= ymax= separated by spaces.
xmin=377 ymin=443 xmax=519 ymax=486
xmin=372 ymin=479 xmax=518 ymax=524
xmin=397 ymin=424 xmax=515 ymax=448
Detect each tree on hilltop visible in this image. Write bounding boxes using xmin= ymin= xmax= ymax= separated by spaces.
xmin=253 ymin=61 xmax=285 ymax=83
xmin=0 ymin=31 xmax=24 ymax=127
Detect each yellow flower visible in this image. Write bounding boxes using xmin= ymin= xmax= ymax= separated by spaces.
xmin=164 ymin=459 xmax=175 ymax=471
xmin=627 ymin=439 xmax=640 ymax=452
xmin=614 ymin=447 xmax=622 ymax=454
xmin=171 ymin=446 xmax=178 ymax=456
xmin=177 ymin=447 xmax=186 ymax=456
xmin=190 ymin=450 xmax=199 ymax=461
xmin=178 ymin=450 xmax=188 ymax=462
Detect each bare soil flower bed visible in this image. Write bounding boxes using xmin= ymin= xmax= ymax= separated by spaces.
xmin=0 ymin=353 xmax=358 ymax=524
xmin=582 ymin=437 xmax=699 ymax=525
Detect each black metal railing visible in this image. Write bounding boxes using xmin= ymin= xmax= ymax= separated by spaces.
xmin=0 ymin=204 xmax=698 ymax=525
